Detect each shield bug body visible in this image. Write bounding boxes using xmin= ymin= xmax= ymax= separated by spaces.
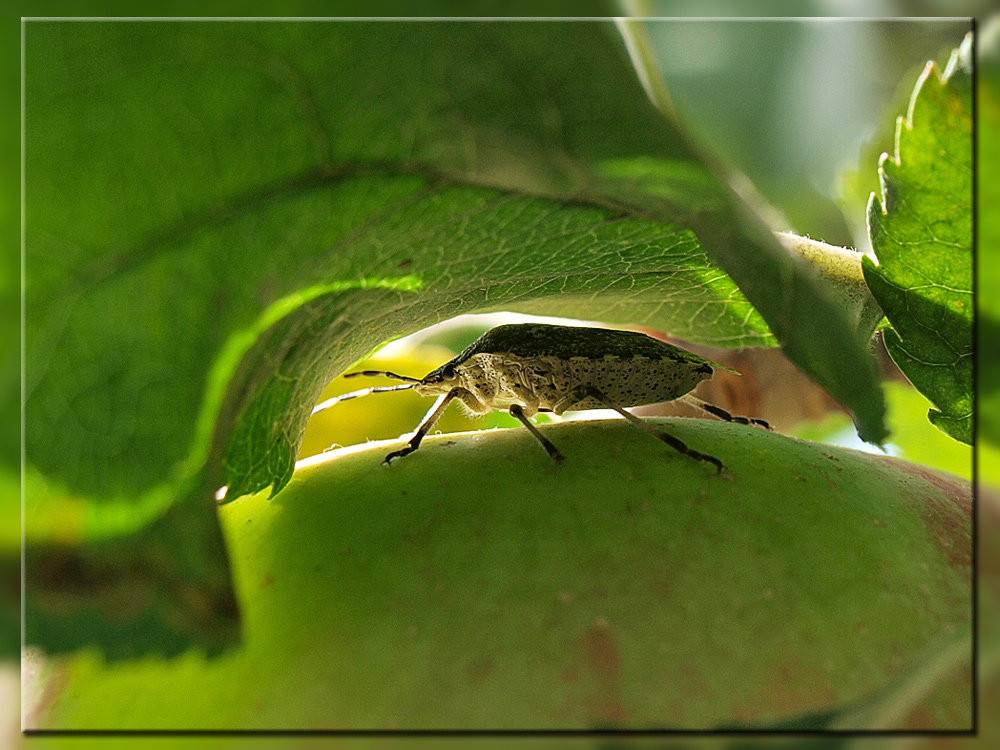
xmin=313 ymin=323 xmax=769 ymax=470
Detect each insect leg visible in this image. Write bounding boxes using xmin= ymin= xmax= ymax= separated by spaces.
xmin=579 ymin=386 xmax=724 ymax=473
xmin=383 ymin=390 xmax=458 ymax=465
xmin=509 ymin=403 xmax=564 ymax=464
xmin=681 ymin=394 xmax=772 ymax=430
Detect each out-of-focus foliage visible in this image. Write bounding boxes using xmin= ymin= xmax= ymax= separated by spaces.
xmin=791 ymin=380 xmax=972 ymax=482
xmin=879 ymin=381 xmax=972 ymax=480
xmin=643 ymin=17 xmax=971 ymax=249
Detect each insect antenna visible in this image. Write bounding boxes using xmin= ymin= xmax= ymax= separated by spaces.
xmin=312 ymin=383 xmax=416 ymax=415
xmin=344 ymin=370 xmax=422 ymax=383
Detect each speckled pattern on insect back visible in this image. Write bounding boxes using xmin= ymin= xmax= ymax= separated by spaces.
xmin=417 ymin=324 xmax=734 ymax=415
xmin=460 ymin=352 xmax=715 ymax=414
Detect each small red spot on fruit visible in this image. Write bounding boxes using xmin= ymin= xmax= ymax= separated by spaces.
xmin=466 ymin=656 xmax=494 ymax=684
xmin=581 ymin=619 xmax=621 ymax=689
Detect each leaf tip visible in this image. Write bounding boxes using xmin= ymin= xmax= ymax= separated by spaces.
xmin=927 ymin=409 xmax=973 ymax=446
xmin=857 ymin=424 xmax=891 ymax=449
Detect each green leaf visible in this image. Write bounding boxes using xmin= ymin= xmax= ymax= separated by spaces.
xmin=862 ymin=35 xmax=973 ymax=444
xmin=25 ymin=21 xmax=884 ymax=658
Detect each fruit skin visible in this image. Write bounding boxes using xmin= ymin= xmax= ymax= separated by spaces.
xmin=27 ymin=420 xmax=971 ymax=730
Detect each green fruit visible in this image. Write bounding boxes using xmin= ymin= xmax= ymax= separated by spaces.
xmin=26 ymin=420 xmax=971 ymax=729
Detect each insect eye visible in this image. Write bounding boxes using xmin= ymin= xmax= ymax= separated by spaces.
xmin=442 ymin=364 xmax=457 ymax=380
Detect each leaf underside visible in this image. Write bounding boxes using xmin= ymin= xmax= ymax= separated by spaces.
xmin=863 ymin=36 xmax=973 ymax=444
xmin=25 ymin=22 xmax=885 ymax=657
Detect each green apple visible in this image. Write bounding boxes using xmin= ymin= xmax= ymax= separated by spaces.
xmin=26 ymin=419 xmax=971 ymax=729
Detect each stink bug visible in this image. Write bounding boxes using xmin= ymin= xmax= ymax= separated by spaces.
xmin=312 ymin=323 xmax=770 ymax=471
